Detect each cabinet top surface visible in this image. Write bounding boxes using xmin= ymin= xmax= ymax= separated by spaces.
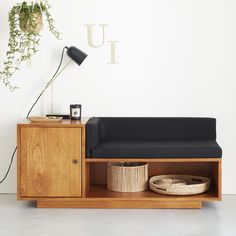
xmin=18 ymin=117 xmax=90 ymax=127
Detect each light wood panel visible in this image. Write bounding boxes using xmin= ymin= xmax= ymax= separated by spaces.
xmin=19 ymin=117 xmax=90 ymax=127
xmin=37 ymin=200 xmax=203 ymax=209
xmin=20 ymin=127 xmax=82 ymax=197
xmin=81 ymin=125 xmax=87 ymax=197
xmin=86 ymin=184 xmax=219 ymax=201
xmin=82 ymin=163 xmax=90 ymax=197
xmin=17 ymin=125 xmax=21 ymax=200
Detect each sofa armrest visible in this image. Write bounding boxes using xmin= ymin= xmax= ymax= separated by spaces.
xmin=86 ymin=117 xmax=101 ymax=157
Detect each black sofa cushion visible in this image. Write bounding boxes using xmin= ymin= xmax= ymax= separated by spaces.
xmin=86 ymin=117 xmax=222 ymax=158
xmin=91 ymin=140 xmax=222 ymax=158
xmin=98 ymin=117 xmax=216 ymax=141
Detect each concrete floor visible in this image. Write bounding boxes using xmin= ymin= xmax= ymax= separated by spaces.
xmin=0 ymin=194 xmax=235 ymax=236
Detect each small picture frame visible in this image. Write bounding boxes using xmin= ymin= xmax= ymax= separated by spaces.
xmin=70 ymin=104 xmax=82 ymax=120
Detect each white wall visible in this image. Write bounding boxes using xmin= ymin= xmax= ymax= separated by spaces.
xmin=0 ymin=0 xmax=235 ymax=193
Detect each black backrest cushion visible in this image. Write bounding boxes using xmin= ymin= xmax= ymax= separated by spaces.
xmin=99 ymin=117 xmax=216 ymax=141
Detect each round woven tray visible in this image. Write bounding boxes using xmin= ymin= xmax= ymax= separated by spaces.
xmin=149 ymin=175 xmax=210 ymax=195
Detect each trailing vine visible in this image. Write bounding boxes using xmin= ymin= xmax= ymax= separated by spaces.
xmin=0 ymin=1 xmax=61 ymax=91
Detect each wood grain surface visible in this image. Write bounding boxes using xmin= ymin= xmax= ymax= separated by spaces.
xmin=20 ymin=127 xmax=82 ymax=197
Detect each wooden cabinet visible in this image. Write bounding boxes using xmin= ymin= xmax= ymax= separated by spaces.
xmin=17 ymin=120 xmax=87 ymax=199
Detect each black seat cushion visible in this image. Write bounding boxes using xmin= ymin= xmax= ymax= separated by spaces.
xmin=91 ymin=140 xmax=222 ymax=158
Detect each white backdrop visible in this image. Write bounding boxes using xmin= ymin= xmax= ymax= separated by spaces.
xmin=0 ymin=0 xmax=235 ymax=193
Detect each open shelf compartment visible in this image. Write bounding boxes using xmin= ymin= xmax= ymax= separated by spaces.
xmin=84 ymin=159 xmax=221 ymax=201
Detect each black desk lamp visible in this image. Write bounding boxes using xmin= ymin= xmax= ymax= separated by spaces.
xmin=26 ymin=46 xmax=87 ymax=118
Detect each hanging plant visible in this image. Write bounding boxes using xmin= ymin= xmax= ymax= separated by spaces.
xmin=0 ymin=0 xmax=61 ymax=91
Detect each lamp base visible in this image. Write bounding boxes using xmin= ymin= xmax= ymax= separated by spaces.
xmin=46 ymin=114 xmax=70 ymax=119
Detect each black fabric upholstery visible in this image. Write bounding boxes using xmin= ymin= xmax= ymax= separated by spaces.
xmin=91 ymin=140 xmax=222 ymax=158
xmin=86 ymin=117 xmax=100 ymax=156
xmin=98 ymin=117 xmax=216 ymax=141
xmin=86 ymin=117 xmax=222 ymax=158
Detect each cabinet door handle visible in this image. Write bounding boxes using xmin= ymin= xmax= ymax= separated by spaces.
xmin=72 ymin=159 xmax=79 ymax=164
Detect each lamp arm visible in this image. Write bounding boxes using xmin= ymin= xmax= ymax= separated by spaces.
xmin=26 ymin=46 xmax=70 ymax=119
xmin=26 ymin=60 xmax=72 ymax=118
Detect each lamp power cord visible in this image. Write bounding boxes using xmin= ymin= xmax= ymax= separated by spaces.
xmin=0 ymin=147 xmax=17 ymax=184
xmin=0 ymin=46 xmax=67 ymax=184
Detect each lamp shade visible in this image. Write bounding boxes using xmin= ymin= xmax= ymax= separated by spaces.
xmin=66 ymin=46 xmax=88 ymax=65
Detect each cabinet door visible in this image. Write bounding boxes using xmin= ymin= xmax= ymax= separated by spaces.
xmin=20 ymin=127 xmax=81 ymax=197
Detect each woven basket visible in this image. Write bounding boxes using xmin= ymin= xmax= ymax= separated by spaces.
xmin=149 ymin=175 xmax=210 ymax=195
xmin=107 ymin=162 xmax=148 ymax=192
